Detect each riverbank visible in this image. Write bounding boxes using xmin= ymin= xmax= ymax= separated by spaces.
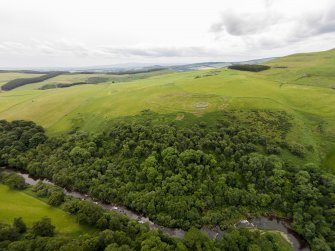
xmin=1 ymin=167 xmax=309 ymax=251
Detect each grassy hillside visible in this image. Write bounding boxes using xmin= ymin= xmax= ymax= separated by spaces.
xmin=0 ymin=49 xmax=334 ymax=170
xmin=0 ymin=184 xmax=90 ymax=236
xmin=263 ymin=48 xmax=335 ymax=88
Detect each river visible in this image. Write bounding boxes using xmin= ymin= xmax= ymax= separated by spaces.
xmin=2 ymin=168 xmax=310 ymax=251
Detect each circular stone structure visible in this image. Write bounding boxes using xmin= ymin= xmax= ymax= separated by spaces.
xmin=193 ymin=102 xmax=209 ymax=109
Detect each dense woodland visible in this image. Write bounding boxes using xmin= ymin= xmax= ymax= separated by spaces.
xmin=0 ymin=173 xmax=292 ymax=251
xmin=0 ymin=110 xmax=334 ymax=250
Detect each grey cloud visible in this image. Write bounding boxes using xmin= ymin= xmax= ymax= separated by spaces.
xmin=0 ymin=42 xmax=31 ymax=54
xmin=288 ymin=5 xmax=335 ymax=42
xmin=0 ymin=40 xmax=225 ymax=59
xmin=100 ymin=46 xmax=222 ymax=58
xmin=0 ymin=40 xmax=91 ymax=58
xmin=264 ymin=0 xmax=274 ymax=8
xmin=210 ymin=11 xmax=282 ymax=36
xmin=210 ymin=4 xmax=335 ymax=50
xmin=45 ymin=40 xmax=91 ymax=57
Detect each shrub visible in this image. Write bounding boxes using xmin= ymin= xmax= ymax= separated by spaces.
xmin=289 ymin=143 xmax=306 ymax=158
xmin=13 ymin=218 xmax=26 ymax=234
xmin=32 ymin=182 xmax=65 ymax=206
xmin=266 ymin=145 xmax=281 ymax=155
xmin=1 ymin=172 xmax=26 ymax=190
xmin=0 ymin=223 xmax=19 ymax=242
xmin=31 ymin=217 xmax=55 ymax=237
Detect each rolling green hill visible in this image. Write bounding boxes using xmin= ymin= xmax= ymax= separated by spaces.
xmin=0 ymin=49 xmax=334 ymax=170
xmin=263 ymin=48 xmax=335 ymax=88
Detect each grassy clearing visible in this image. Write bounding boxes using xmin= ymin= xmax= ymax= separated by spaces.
xmin=0 ymin=184 xmax=91 ymax=236
xmin=262 ymin=231 xmax=294 ymax=251
xmin=0 ymin=49 xmax=334 ymax=169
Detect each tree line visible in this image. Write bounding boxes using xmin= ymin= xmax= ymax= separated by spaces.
xmin=39 ymin=77 xmax=110 ymax=90
xmin=1 ymin=72 xmax=64 ymax=91
xmin=228 ymin=64 xmax=270 ymax=72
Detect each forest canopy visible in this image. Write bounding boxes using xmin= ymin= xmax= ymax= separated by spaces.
xmin=0 ymin=110 xmax=334 ymax=250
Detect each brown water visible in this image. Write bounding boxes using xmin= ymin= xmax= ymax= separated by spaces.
xmin=2 ymin=168 xmax=310 ymax=250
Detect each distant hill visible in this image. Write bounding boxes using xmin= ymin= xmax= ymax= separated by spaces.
xmin=0 ymin=58 xmax=276 ymax=73
xmin=169 ymin=58 xmax=276 ymax=71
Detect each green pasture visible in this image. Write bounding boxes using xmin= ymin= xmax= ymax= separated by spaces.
xmin=262 ymin=48 xmax=335 ymax=88
xmin=0 ymin=49 xmax=334 ymax=169
xmin=0 ymin=184 xmax=91 ymax=236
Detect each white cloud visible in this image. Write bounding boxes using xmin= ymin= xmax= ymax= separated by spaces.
xmin=0 ymin=0 xmax=334 ymax=67
xmin=99 ymin=45 xmax=225 ymax=58
xmin=210 ymin=2 xmax=335 ymax=51
xmin=210 ymin=11 xmax=283 ymax=36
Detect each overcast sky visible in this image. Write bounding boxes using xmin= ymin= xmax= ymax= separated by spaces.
xmin=1 ymin=0 xmax=335 ymax=68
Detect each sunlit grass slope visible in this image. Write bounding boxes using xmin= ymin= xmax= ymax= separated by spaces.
xmin=0 ymin=184 xmax=91 ymax=236
xmin=262 ymin=48 xmax=335 ymax=88
xmin=0 ymin=49 xmax=334 ymax=169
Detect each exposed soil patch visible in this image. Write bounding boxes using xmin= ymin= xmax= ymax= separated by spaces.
xmin=176 ymin=114 xmax=185 ymax=120
xmin=193 ymin=102 xmax=209 ymax=109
